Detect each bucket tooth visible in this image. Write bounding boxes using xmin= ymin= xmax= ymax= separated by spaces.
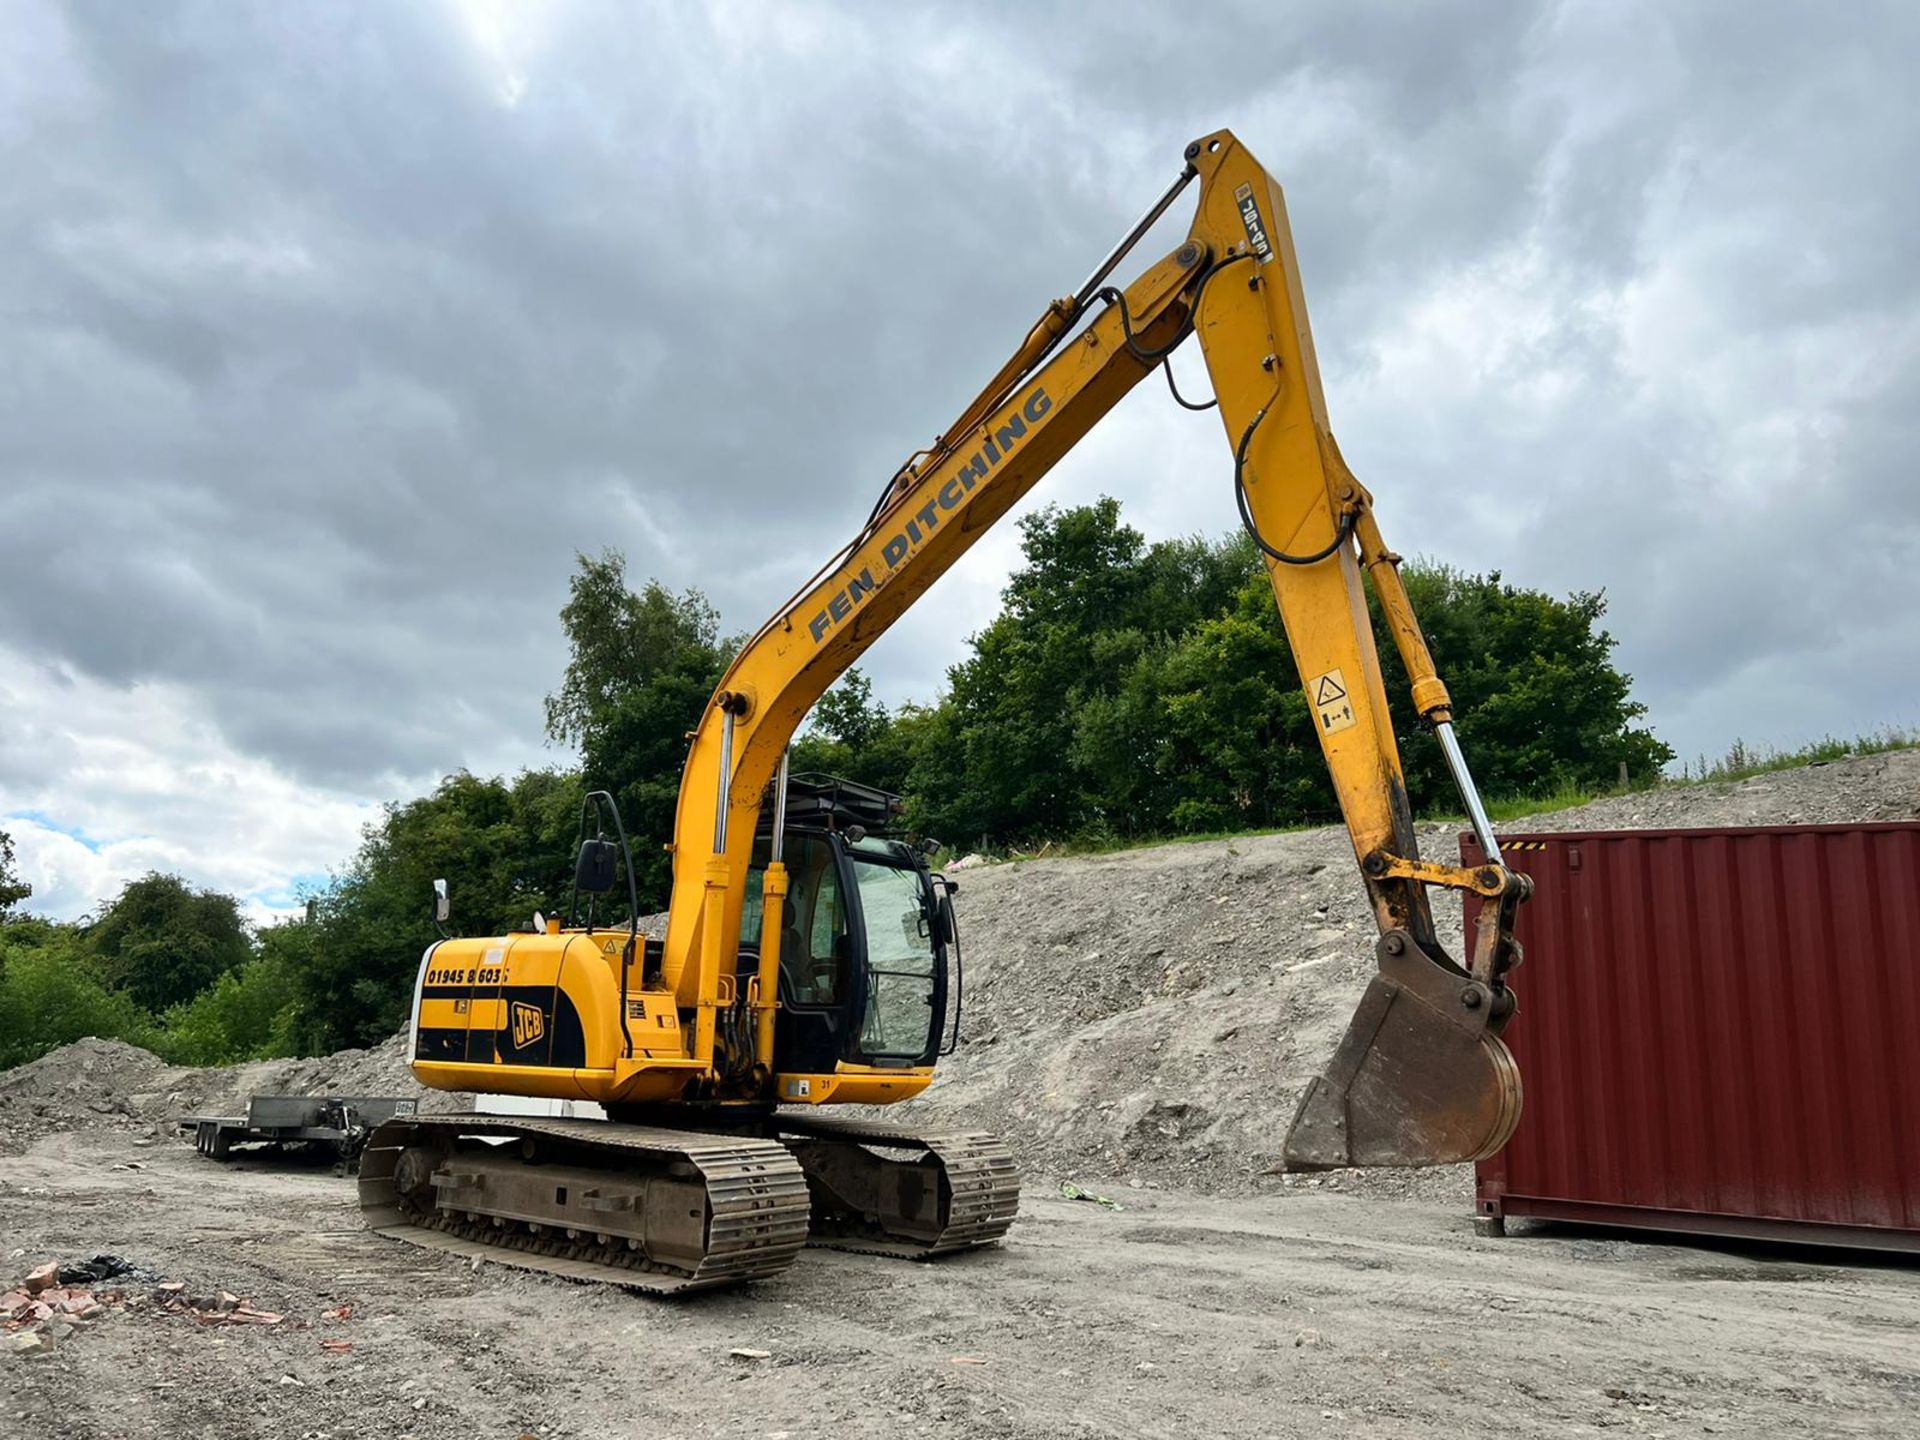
xmin=1281 ymin=931 xmax=1523 ymax=1171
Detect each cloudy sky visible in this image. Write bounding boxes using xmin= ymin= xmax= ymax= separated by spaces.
xmin=3 ymin=1 xmax=1917 ymax=921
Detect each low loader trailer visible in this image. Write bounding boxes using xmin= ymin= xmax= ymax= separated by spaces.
xmin=183 ymin=1095 xmax=419 ymax=1168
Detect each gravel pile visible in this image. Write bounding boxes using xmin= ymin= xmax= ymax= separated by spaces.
xmin=0 ymin=1031 xmax=464 ymax=1157
xmin=898 ymin=747 xmax=1920 ymax=1202
xmin=4 ymin=749 xmax=1915 ymax=1200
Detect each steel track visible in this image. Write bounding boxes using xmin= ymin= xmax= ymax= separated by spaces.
xmin=358 ymin=1115 xmax=811 ymax=1295
xmin=773 ymin=1112 xmax=1022 ymax=1257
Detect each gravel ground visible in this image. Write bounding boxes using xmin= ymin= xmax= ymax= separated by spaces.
xmin=3 ymin=1125 xmax=1917 ymax=1439
xmin=3 ymin=751 xmax=1917 ymax=1435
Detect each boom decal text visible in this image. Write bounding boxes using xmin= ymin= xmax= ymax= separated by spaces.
xmin=804 ymin=386 xmax=1053 ymax=644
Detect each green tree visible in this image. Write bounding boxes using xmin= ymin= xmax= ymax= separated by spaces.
xmin=546 ymin=550 xmax=731 ymax=907
xmin=159 ymin=936 xmax=305 ymax=1066
xmin=295 ymin=768 xmax=584 ymax=1052
xmin=0 ymin=829 xmax=29 ymax=918
xmin=791 ymin=669 xmax=933 ymax=799
xmin=806 ymin=669 xmax=887 ymax=755
xmin=0 ymin=923 xmax=157 ymax=1069
xmin=1070 ymin=591 xmax=1329 ymax=836
xmin=911 ymin=498 xmax=1670 ymax=843
xmin=1375 ymin=564 xmax=1673 ymax=804
xmin=916 ymin=499 xmax=1257 ymax=841
xmin=84 ymin=873 xmax=251 ymax=1014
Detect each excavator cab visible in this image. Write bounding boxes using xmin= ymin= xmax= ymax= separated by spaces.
xmin=738 ymin=773 xmax=955 ymax=1077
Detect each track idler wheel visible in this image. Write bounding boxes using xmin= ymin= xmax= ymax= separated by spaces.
xmin=390 ymin=1143 xmax=448 ymax=1210
xmin=1281 ymin=930 xmax=1522 ymax=1171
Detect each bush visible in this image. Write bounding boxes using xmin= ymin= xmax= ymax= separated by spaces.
xmin=0 ymin=931 xmax=159 ymax=1068
xmin=158 ymin=951 xmax=303 ymax=1066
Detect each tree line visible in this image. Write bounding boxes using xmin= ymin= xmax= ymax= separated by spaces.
xmin=0 ymin=497 xmax=1669 ymax=1068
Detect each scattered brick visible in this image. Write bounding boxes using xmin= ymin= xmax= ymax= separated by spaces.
xmin=3 ymin=1256 xmax=289 ymax=1356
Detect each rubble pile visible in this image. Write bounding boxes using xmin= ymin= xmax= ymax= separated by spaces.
xmin=1 ymin=1253 xmax=293 ymax=1357
xmin=3 ymin=1262 xmax=113 ymax=1355
xmin=0 ymin=1029 xmax=466 ymax=1156
xmin=899 ymin=748 xmax=1920 ymax=1197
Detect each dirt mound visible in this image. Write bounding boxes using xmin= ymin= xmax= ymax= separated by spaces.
xmin=1506 ymin=748 xmax=1920 ymax=831
xmin=6 ymin=750 xmax=1913 ymax=1193
xmin=0 ymin=1030 xmax=464 ymax=1157
xmin=902 ymin=748 xmax=1920 ymax=1200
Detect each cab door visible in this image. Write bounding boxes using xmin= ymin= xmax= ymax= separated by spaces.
xmin=741 ymin=834 xmax=858 ymax=1075
xmin=841 ymin=840 xmax=947 ymax=1065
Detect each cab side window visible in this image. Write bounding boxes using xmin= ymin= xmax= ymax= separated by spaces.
xmin=738 ymin=838 xmax=770 ymax=952
xmin=786 ymin=837 xmax=847 ymax=1006
xmin=736 ymin=836 xmax=848 ymax=1006
xmin=736 ymin=838 xmax=771 ymax=989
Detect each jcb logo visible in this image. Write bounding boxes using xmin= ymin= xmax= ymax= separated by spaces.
xmin=510 ymin=1001 xmax=545 ymax=1049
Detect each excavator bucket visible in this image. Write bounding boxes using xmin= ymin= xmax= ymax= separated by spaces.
xmin=1281 ymin=932 xmax=1522 ymax=1171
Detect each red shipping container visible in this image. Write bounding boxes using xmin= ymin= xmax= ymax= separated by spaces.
xmin=1463 ymin=821 xmax=1920 ymax=1252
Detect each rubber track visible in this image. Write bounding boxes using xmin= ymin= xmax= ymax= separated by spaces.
xmin=773 ymin=1112 xmax=1021 ymax=1258
xmin=358 ymin=1115 xmax=811 ymax=1295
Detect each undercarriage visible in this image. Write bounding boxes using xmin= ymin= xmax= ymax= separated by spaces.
xmin=358 ymin=1111 xmax=1020 ymax=1293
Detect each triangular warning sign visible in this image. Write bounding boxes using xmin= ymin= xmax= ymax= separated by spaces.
xmin=1314 ymin=674 xmax=1347 ymax=706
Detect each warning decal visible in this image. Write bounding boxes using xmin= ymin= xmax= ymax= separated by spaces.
xmin=1311 ymin=668 xmax=1357 ymax=735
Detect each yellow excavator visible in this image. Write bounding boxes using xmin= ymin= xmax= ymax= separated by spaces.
xmin=359 ymin=128 xmax=1531 ymax=1292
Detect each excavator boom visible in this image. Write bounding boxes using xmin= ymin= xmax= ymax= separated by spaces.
xmin=657 ymin=129 xmax=1527 ymax=1168
xmin=371 ymin=129 xmax=1529 ymax=1293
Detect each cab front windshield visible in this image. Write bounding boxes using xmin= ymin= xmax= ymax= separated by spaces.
xmin=846 ymin=837 xmax=939 ymax=1060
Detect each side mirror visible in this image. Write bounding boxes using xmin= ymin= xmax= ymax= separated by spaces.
xmin=575 ymin=837 xmax=620 ymax=894
xmin=918 ymin=836 xmax=945 ymax=857
xmin=432 ymin=878 xmax=450 ymax=925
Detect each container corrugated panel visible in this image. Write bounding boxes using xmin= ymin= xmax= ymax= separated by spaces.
xmin=1464 ymin=821 xmax=1920 ymax=1252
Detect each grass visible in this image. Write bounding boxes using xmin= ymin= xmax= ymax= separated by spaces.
xmin=970 ymin=727 xmax=1920 ymax=865
xmin=1676 ymin=726 xmax=1920 ymax=783
xmin=968 ymin=818 xmax=1322 ymax=865
xmin=1478 ymin=782 xmax=1607 ymax=824
xmin=1427 ymin=727 xmax=1919 ymax=830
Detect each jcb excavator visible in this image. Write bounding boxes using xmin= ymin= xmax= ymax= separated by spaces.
xmin=359 ymin=129 xmax=1531 ymax=1292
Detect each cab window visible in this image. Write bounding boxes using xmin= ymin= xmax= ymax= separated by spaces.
xmin=738 ymin=840 xmax=768 ymax=951
xmin=742 ymin=836 xmax=848 ymax=1007
xmin=848 ymin=845 xmax=940 ymax=1060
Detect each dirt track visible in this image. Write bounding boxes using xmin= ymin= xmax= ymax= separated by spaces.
xmin=3 ymin=1125 xmax=1917 ymax=1438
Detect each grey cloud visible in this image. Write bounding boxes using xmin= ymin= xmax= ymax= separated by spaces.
xmin=2 ymin=0 xmax=1918 ymax=838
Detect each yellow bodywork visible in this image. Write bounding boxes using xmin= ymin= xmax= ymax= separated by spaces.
xmin=411 ymin=930 xmax=698 ymax=1104
xmin=410 ymin=925 xmax=938 ymax=1107
xmin=411 ymin=129 xmax=1523 ymax=1163
xmin=653 ymin=130 xmax=1478 ymax=1017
